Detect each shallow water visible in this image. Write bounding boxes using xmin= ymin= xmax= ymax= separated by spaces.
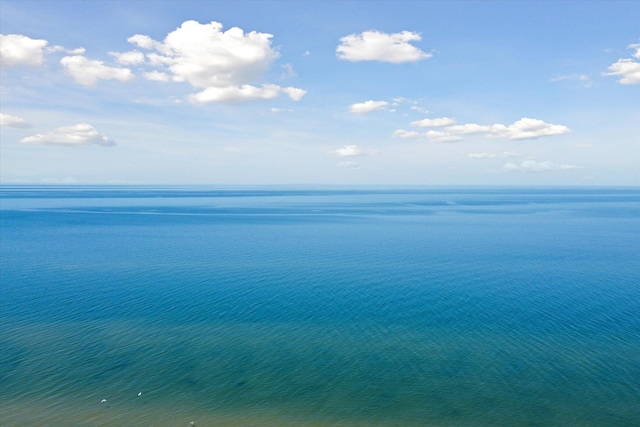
xmin=1 ymin=186 xmax=639 ymax=426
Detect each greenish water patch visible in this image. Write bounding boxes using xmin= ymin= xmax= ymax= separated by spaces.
xmin=2 ymin=319 xmax=638 ymax=426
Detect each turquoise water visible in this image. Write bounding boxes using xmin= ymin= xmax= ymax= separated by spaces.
xmin=1 ymin=186 xmax=639 ymax=426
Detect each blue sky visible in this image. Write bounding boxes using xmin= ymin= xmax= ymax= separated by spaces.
xmin=1 ymin=0 xmax=638 ymax=185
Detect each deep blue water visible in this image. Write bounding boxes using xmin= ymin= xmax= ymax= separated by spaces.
xmin=1 ymin=186 xmax=639 ymax=426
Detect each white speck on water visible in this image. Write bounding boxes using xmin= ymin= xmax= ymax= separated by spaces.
xmin=101 ymin=399 xmax=107 ymax=403
xmin=138 ymin=392 xmax=142 ymax=396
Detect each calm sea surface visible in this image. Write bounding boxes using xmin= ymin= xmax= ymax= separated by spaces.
xmin=1 ymin=186 xmax=639 ymax=426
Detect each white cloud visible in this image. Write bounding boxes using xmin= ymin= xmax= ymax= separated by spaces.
xmin=110 ymin=50 xmax=145 ymax=65
xmin=446 ymin=123 xmax=492 ymax=134
xmin=146 ymin=52 xmax=174 ymax=67
xmin=0 ymin=113 xmax=33 ymax=128
xmin=0 ymin=34 xmax=48 ymax=67
xmin=392 ymin=129 xmax=421 ymax=139
xmin=334 ymin=145 xmax=365 ymax=157
xmin=143 ymin=70 xmax=171 ymax=82
xmin=502 ymin=160 xmax=581 ymax=172
xmin=281 ymin=87 xmax=306 ymax=101
xmin=425 ymin=130 xmax=462 ymax=143
xmin=349 ymin=100 xmax=389 ymax=114
xmin=128 ymin=34 xmax=158 ymax=50
xmin=468 ymin=153 xmax=497 ymax=159
xmin=603 ymin=58 xmax=640 ymax=85
xmin=189 ymin=84 xmax=305 ymax=104
xmin=46 ymin=45 xmax=65 ymax=53
xmin=61 ymin=55 xmax=134 ymax=85
xmin=411 ymin=117 xmax=456 ymax=128
xmin=336 ymin=30 xmax=431 ymax=63
xmin=128 ymin=20 xmax=305 ymax=103
xmin=332 ymin=145 xmax=378 ymax=157
xmin=398 ymin=116 xmax=569 ymax=142
xmin=68 ymin=47 xmax=86 ymax=55
xmin=603 ymin=43 xmax=640 ymax=85
xmin=20 ymin=123 xmax=115 ymax=147
xmin=489 ymin=118 xmax=570 ymax=140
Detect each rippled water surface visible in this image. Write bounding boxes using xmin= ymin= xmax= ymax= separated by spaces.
xmin=1 ymin=186 xmax=639 ymax=426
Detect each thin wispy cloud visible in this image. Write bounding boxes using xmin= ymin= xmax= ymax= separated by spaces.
xmin=502 ymin=160 xmax=581 ymax=173
xmin=550 ymin=74 xmax=593 ymax=87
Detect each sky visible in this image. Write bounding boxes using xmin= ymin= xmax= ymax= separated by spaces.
xmin=1 ymin=0 xmax=638 ymax=186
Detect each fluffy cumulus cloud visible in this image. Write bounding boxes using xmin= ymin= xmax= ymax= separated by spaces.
xmin=0 ymin=113 xmax=33 ymax=128
xmin=61 ymin=55 xmax=134 ymax=85
xmin=0 ymin=34 xmax=48 ymax=67
xmin=488 ymin=118 xmax=570 ymax=140
xmin=502 ymin=160 xmax=580 ymax=172
xmin=411 ymin=117 xmax=456 ymax=128
xmin=143 ymin=70 xmax=171 ymax=82
xmin=349 ymin=100 xmax=389 ymax=114
xmin=334 ymin=145 xmax=365 ymax=157
xmin=128 ymin=20 xmax=305 ymax=103
xmin=446 ymin=123 xmax=493 ymax=134
xmin=336 ymin=30 xmax=431 ymax=63
xmin=281 ymin=87 xmax=306 ymax=101
xmin=20 ymin=123 xmax=115 ymax=147
xmin=604 ymin=60 xmax=640 ymax=85
xmin=603 ymin=43 xmax=640 ymax=85
xmin=109 ymin=50 xmax=145 ymax=65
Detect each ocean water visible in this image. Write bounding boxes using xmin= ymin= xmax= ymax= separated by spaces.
xmin=0 ymin=186 xmax=639 ymax=426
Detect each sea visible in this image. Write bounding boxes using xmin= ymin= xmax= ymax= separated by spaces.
xmin=0 ymin=186 xmax=638 ymax=426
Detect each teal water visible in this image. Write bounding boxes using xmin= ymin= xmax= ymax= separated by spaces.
xmin=1 ymin=186 xmax=639 ymax=426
